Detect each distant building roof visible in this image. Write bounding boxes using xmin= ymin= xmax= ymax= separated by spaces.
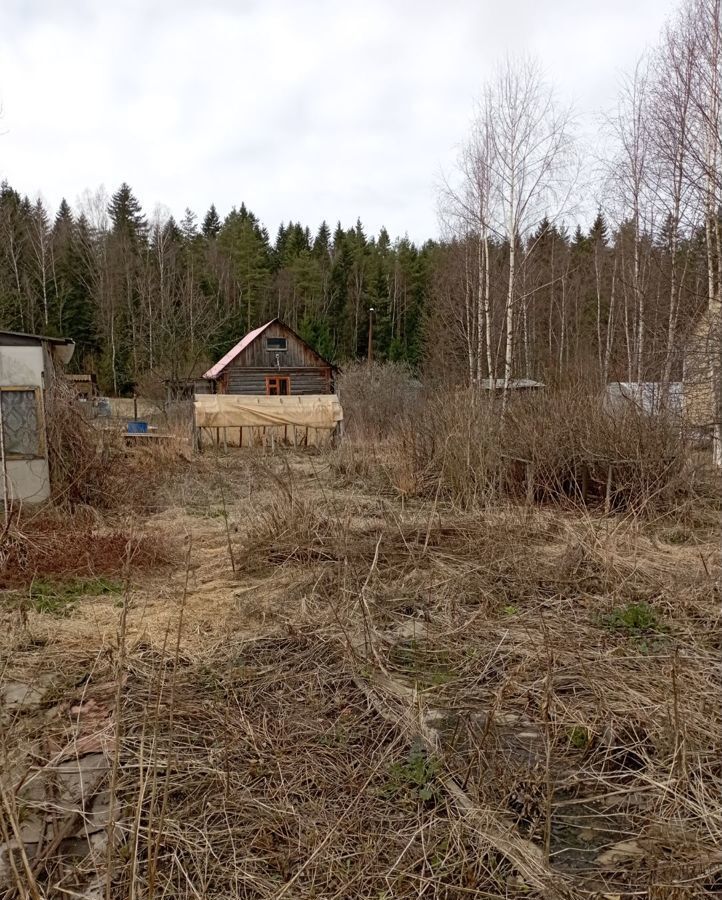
xmin=0 ymin=329 xmax=75 ymax=347
xmin=479 ymin=378 xmax=545 ymax=390
xmin=203 ymin=318 xmax=336 ymax=380
xmin=0 ymin=330 xmax=75 ymax=365
xmin=204 ymin=321 xmax=274 ymax=380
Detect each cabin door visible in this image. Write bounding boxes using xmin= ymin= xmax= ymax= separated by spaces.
xmin=265 ymin=375 xmax=290 ymax=396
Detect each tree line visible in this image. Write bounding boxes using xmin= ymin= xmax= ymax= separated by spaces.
xmin=0 ymin=0 xmax=718 ymax=406
xmin=434 ymin=0 xmax=721 ymax=408
xmin=0 ymin=183 xmax=430 ymax=393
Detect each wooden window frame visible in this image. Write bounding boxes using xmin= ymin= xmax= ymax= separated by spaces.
xmin=265 ymin=337 xmax=288 ymax=352
xmin=265 ymin=376 xmax=291 ymax=396
xmin=0 ymin=385 xmax=45 ymax=460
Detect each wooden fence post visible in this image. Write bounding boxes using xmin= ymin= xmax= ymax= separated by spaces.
xmin=605 ymin=464 xmax=613 ymax=514
xmin=526 ymin=461 xmax=534 ymax=505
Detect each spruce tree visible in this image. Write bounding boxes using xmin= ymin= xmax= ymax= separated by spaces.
xmin=180 ymin=208 xmax=198 ymax=241
xmin=55 ymin=198 xmax=74 ymax=229
xmin=53 ymin=211 xmax=97 ymax=362
xmin=313 ymin=221 xmax=331 ymax=259
xmin=332 ymin=222 xmax=345 ymax=257
xmin=108 ymin=183 xmax=147 ymax=243
xmin=589 ymin=209 xmax=609 ymax=246
xmin=202 ymin=203 xmax=221 ymax=238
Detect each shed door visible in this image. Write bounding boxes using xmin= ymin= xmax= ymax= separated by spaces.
xmin=265 ymin=375 xmax=290 ymax=396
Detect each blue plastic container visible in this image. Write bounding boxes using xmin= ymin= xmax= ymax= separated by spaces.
xmin=127 ymin=421 xmax=148 ymax=434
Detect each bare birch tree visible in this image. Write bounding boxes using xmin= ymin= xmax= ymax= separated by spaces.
xmin=649 ymin=10 xmax=700 ymax=389
xmin=483 ymin=57 xmax=576 ymax=407
xmin=607 ymin=61 xmax=655 ymax=384
xmin=441 ymin=57 xmax=576 ymax=399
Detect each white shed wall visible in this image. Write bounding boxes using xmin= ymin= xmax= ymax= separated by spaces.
xmin=0 ymin=344 xmax=45 ymax=387
xmin=0 ymin=343 xmax=50 ymax=504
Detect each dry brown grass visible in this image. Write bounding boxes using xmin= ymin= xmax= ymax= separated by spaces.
xmin=0 ymin=508 xmax=175 ymax=588
xmin=1 ymin=448 xmax=719 ymax=899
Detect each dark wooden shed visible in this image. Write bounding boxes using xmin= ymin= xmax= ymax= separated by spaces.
xmin=202 ymin=319 xmax=337 ymax=396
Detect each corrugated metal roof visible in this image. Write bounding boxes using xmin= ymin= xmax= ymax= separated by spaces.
xmin=479 ymin=378 xmax=545 ymax=390
xmin=203 ymin=320 xmax=276 ymax=380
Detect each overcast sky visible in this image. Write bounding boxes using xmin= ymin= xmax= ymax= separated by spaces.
xmin=0 ymin=0 xmax=679 ymax=242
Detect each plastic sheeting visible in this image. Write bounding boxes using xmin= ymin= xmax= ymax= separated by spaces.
xmin=604 ymin=382 xmax=684 ymax=417
xmin=194 ymin=393 xmax=343 ymax=447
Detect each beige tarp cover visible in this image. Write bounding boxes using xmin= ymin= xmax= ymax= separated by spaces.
xmin=194 ymin=394 xmax=343 ymax=429
xmin=194 ymin=394 xmax=343 ymax=448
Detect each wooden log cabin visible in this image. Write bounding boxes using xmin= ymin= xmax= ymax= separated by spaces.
xmin=201 ymin=319 xmax=337 ymax=396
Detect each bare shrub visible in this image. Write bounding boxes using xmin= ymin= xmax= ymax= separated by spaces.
xmin=345 ymin=384 xmax=692 ymax=513
xmin=392 ymin=389 xmax=502 ymax=507
xmin=337 ymin=361 xmax=423 ymax=441
xmin=502 ymin=386 xmax=687 ymax=512
xmin=45 ymin=377 xmax=123 ymax=507
xmin=45 ymin=377 xmax=191 ymax=511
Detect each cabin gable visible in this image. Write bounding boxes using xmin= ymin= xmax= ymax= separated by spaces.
xmin=230 ymin=321 xmax=329 ymax=369
xmin=206 ymin=319 xmax=335 ymax=396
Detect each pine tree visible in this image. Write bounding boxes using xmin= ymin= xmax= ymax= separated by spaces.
xmin=180 ymin=208 xmax=198 ymax=241
xmin=332 ymin=221 xmax=345 ymax=257
xmin=202 ymin=204 xmax=221 ymax=238
xmin=55 ymin=198 xmax=74 ymax=229
xmin=273 ymin=223 xmax=288 ymax=271
xmin=589 ymin=210 xmax=609 ymax=246
xmin=217 ymin=205 xmax=272 ymax=335
xmin=0 ymin=182 xmax=28 ymax=329
xmin=378 ymin=226 xmax=391 ymax=254
xmin=163 ymin=216 xmax=182 ymax=243
xmin=53 ymin=211 xmax=97 ymax=363
xmin=108 ymin=182 xmax=147 ymax=242
xmin=572 ymin=224 xmax=590 ymax=253
xmin=313 ymin=221 xmax=331 ymax=259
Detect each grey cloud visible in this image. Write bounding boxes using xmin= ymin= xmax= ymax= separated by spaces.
xmin=0 ymin=0 xmax=679 ymax=241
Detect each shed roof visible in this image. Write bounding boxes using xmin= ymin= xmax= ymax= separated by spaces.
xmin=479 ymin=378 xmax=545 ymax=390
xmin=0 ymin=329 xmax=75 ymax=365
xmin=203 ymin=318 xmax=336 ymax=380
xmin=66 ymin=373 xmax=97 ymax=382
xmin=605 ymin=381 xmax=684 ymax=416
xmin=0 ymin=329 xmax=75 ymax=347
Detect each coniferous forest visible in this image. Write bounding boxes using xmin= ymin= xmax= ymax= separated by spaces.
xmin=0 ymin=184 xmax=431 ymax=393
xmin=0 ymin=0 xmax=720 ymax=398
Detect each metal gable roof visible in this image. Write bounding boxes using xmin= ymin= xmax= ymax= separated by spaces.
xmin=203 ymin=318 xmax=337 ymax=380
xmin=203 ymin=320 xmax=276 ymax=380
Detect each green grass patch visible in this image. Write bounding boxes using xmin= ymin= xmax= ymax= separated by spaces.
xmin=388 ymin=639 xmax=456 ymax=687
xmin=567 ymin=725 xmax=591 ymax=750
xmin=384 ymin=740 xmax=441 ymax=803
xmin=600 ymin=601 xmax=669 ymax=652
xmin=23 ymin=576 xmax=124 ymax=616
xmin=602 ymin=601 xmax=661 ymax=636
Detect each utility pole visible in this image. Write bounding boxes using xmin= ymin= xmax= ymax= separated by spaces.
xmin=367 ymin=307 xmax=375 ymax=366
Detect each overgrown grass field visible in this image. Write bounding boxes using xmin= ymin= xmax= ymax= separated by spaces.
xmin=1 ymin=379 xmax=720 ymax=899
